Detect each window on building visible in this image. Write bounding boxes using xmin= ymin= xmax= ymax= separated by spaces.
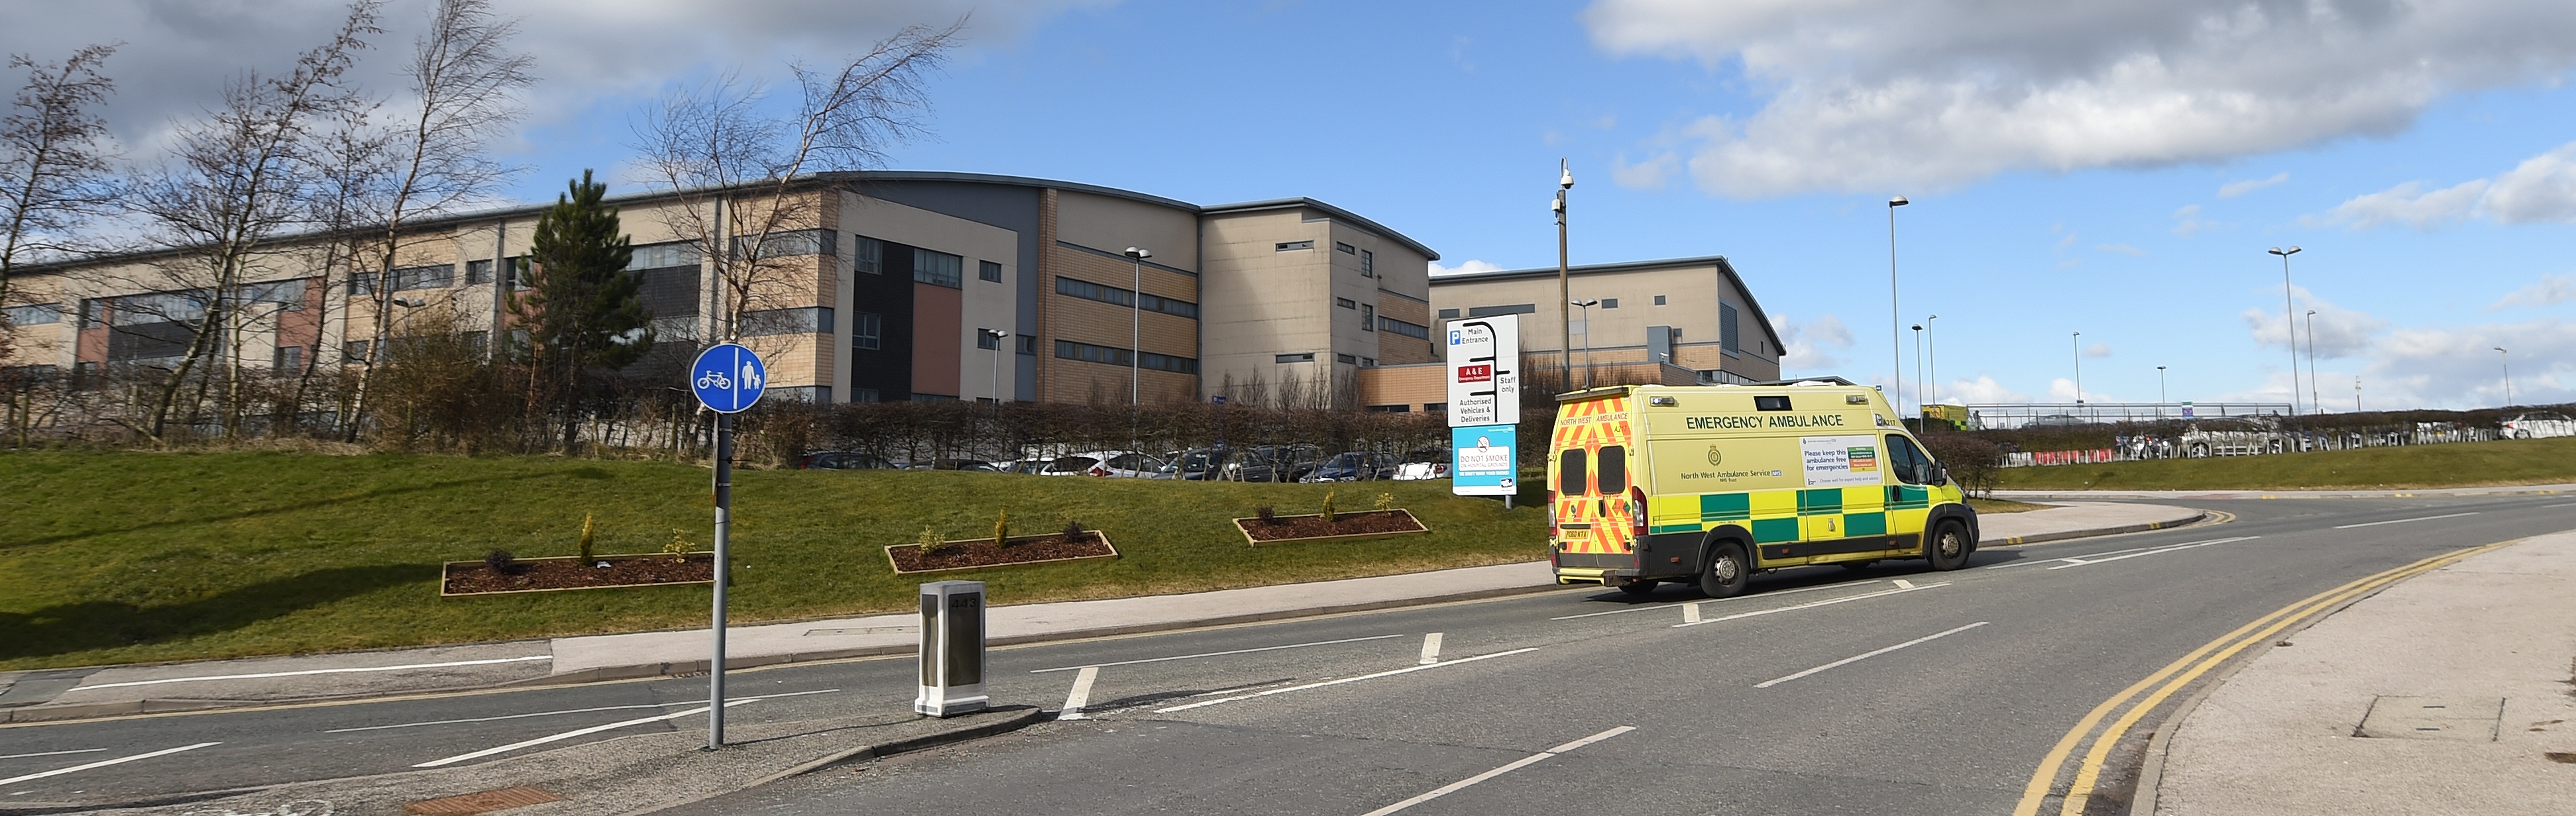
xmin=1055 ymin=339 xmax=1197 ymax=374
xmin=1467 ymin=303 xmax=1537 ymax=317
xmin=355 ymin=264 xmax=453 ymax=294
xmin=1335 ymin=242 xmax=1355 ymax=254
xmin=1361 ymin=250 xmax=1374 ymax=278
xmin=1335 ymin=353 xmax=1357 ymax=364
xmin=855 ymin=236 xmax=885 ymax=274
xmin=852 ymin=387 xmax=880 ymax=403
xmin=504 ymin=257 xmax=529 ymax=289
xmin=344 ymin=339 xmax=372 ymax=363
xmin=464 ymin=331 xmax=488 ymax=354
xmin=1016 ymin=334 xmax=1038 ymax=355
xmin=629 ymin=242 xmax=702 ymax=271
xmin=272 ymin=345 xmax=302 ymax=371
xmin=1379 ymin=317 xmax=1429 ymax=339
xmin=1436 ymin=308 xmax=1459 ymax=319
xmin=976 ymin=329 xmax=1001 ymax=350
xmin=732 ymin=229 xmax=836 ymax=259
xmin=1274 ymin=352 xmax=1315 ymax=364
xmin=1361 ymin=303 xmax=1374 ymax=331
xmin=236 ymin=280 xmax=305 ymax=311
xmin=1721 ymin=302 xmax=1741 ymax=356
xmin=1056 ymin=276 xmax=1198 ymax=318
xmin=1335 ymin=297 xmax=1355 ymax=309
xmin=1424 ymin=401 xmax=1446 ymax=413
xmin=74 ymin=360 xmax=99 ymax=379
xmin=3 ymin=303 xmax=61 ymax=325
xmin=1367 ymin=404 xmax=1409 ymax=413
xmin=978 ymin=260 xmax=1003 ymax=282
xmin=914 ymin=248 xmax=963 ymax=287
xmin=742 ymin=307 xmax=832 ymax=337
xmin=79 ymin=299 xmax=104 ymax=328
xmin=1653 ymin=294 xmax=1667 ymax=306
xmin=465 ymin=259 xmax=493 ymax=285
xmin=1602 ymin=298 xmax=1618 ymax=309
xmin=1360 ymin=356 xmax=1376 ymax=367
xmin=851 ymin=312 xmax=881 ymax=350
xmin=1276 ymin=240 xmax=1314 ymax=252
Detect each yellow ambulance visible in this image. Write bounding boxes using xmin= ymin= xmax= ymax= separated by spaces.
xmin=1547 ymin=380 xmax=1978 ymax=597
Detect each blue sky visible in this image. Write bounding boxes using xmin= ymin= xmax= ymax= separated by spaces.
xmin=13 ymin=0 xmax=2576 ymax=412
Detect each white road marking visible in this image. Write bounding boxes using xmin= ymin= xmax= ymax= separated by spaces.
xmin=1754 ymin=622 xmax=1990 ymax=688
xmin=1058 ymin=667 xmax=1099 ymax=720
xmin=2544 ymin=503 xmax=2576 ymax=509
xmin=1681 ymin=602 xmax=1702 ymax=624
xmin=0 ymin=749 xmax=107 ymax=761
xmin=0 ymin=743 xmax=219 ymax=787
xmin=409 ymin=689 xmax=833 ymax=768
xmin=74 ymin=655 xmax=551 ymax=691
xmin=1893 ymin=579 xmax=1915 ymax=589
xmin=1550 ymin=581 xmax=1877 ymax=620
xmin=1028 ymin=635 xmax=1406 ymax=673
xmin=1156 ymin=648 xmax=1539 ymax=713
xmin=2045 ymin=536 xmax=2257 ymax=570
xmin=1357 ymin=726 xmax=1634 ymax=816
xmin=2333 ymin=512 xmax=2480 ymax=529
xmin=1671 ymin=582 xmax=1948 ymax=629
xmin=329 ymin=688 xmax=838 ymax=734
xmin=1418 ymin=633 xmax=1443 ymax=665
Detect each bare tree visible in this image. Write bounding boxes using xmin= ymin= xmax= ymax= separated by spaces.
xmin=632 ymin=21 xmax=960 ymax=342
xmin=342 ymin=0 xmax=533 ymax=440
xmin=0 ymin=43 xmax=120 ymax=329
xmin=122 ymin=2 xmax=379 ymax=442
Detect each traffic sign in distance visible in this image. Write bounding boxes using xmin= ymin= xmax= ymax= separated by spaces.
xmin=690 ymin=342 xmax=767 ymax=413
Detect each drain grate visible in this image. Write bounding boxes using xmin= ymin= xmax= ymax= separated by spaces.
xmin=404 ymin=786 xmax=564 ymax=815
xmin=2355 ymin=696 xmax=2504 ymax=741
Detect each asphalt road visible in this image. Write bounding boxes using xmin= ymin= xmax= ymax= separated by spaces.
xmin=4 ymin=493 xmax=2571 ymax=815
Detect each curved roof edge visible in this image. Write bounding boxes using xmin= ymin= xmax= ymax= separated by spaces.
xmin=818 ymin=170 xmax=1200 ymax=212
xmin=1427 ymin=254 xmax=1783 ymax=355
xmin=1198 ymin=197 xmax=1440 ymax=261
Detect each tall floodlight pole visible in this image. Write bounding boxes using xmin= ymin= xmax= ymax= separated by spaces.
xmin=1888 ymin=195 xmax=1909 ymax=412
xmin=2157 ymin=365 xmax=2168 ymax=407
xmin=1571 ymin=299 xmax=1600 ymax=389
xmin=1911 ymin=324 xmax=1925 ymax=413
xmin=1555 ymin=160 xmax=1574 ymax=389
xmin=1925 ymin=313 xmax=1938 ymax=408
xmin=983 ymin=329 xmax=1010 ymax=403
xmin=2071 ymin=331 xmax=2085 ymax=412
xmin=1124 ymin=248 xmax=1150 ymax=405
xmin=2494 ymin=346 xmax=2512 ymax=407
xmin=2268 ymin=246 xmax=2302 ymax=415
xmin=2304 ymin=309 xmax=2320 ymax=411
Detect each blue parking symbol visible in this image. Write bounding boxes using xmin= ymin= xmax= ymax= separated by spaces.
xmin=1448 ymin=330 xmax=1463 ymax=345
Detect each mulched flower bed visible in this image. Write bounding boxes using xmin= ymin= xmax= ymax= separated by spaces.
xmin=443 ymin=554 xmax=714 ymax=595
xmin=886 ymin=531 xmax=1117 ymax=574
xmin=1236 ymin=509 xmax=1428 ymax=543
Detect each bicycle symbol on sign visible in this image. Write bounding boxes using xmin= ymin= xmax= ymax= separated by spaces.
xmin=696 ymin=370 xmax=732 ymax=390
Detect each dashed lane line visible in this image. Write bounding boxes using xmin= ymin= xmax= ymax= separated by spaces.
xmin=0 ymin=743 xmax=220 ymax=787
xmin=408 ymin=689 xmax=836 ymax=768
xmin=1357 ymin=726 xmax=1635 ymax=816
xmin=1754 ymin=622 xmax=1991 ymax=688
xmin=1027 ymin=635 xmax=1407 ymax=674
xmin=1550 ymin=580 xmax=1879 ymax=620
xmin=1671 ymin=582 xmax=1949 ymax=629
xmin=1156 ymin=648 xmax=1539 ymax=713
xmin=2333 ymin=512 xmax=2480 ymax=529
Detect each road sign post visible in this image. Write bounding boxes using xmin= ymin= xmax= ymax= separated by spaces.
xmin=1446 ymin=315 xmax=1522 ymax=507
xmin=689 ymin=343 xmax=766 ymax=749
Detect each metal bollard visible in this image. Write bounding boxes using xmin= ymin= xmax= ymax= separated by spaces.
xmin=915 ymin=580 xmax=989 ymax=717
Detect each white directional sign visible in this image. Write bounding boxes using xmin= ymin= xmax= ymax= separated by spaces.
xmin=1444 ymin=313 xmax=1520 ymax=427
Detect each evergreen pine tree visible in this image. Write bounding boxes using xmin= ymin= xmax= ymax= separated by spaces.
xmin=508 ymin=170 xmax=651 ymax=448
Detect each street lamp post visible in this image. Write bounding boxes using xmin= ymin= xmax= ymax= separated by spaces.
xmin=1571 ymin=299 xmax=1600 ymax=389
xmin=2494 ymin=346 xmax=2512 ymax=407
xmin=1911 ymin=324 xmax=1925 ymax=414
xmin=2304 ymin=309 xmax=2319 ymax=412
xmin=2071 ymin=331 xmax=2084 ymax=415
xmin=2268 ymin=246 xmax=2302 ymax=415
xmin=981 ymin=329 xmax=1010 ymax=404
xmin=2156 ymin=365 xmax=2168 ymax=407
xmin=1555 ymin=160 xmax=1573 ymax=389
xmin=1925 ymin=313 xmax=1938 ymax=409
xmin=1888 ymin=195 xmax=1909 ymax=413
xmin=1123 ymin=247 xmax=1150 ymax=406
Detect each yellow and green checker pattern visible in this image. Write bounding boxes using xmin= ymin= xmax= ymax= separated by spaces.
xmin=1649 ymin=484 xmax=1944 ymax=547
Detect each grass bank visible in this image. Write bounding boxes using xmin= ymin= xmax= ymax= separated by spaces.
xmin=0 ymin=451 xmax=1547 ymax=670
xmin=1995 ymin=436 xmax=2576 ymax=491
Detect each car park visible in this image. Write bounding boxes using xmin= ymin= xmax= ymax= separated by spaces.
xmin=1040 ymin=450 xmax=1165 ymax=478
xmin=795 ymin=450 xmax=897 ymax=470
xmin=1302 ymin=451 xmax=1400 ymax=482
xmin=2502 ymin=412 xmax=2576 ymax=438
xmin=1391 ymin=448 xmax=1452 ymax=480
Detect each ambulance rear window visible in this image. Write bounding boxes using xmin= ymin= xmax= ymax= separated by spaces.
xmin=1597 ymin=446 xmax=1628 ymax=494
xmin=1558 ymin=449 xmax=1587 ymax=496
xmin=1755 ymin=395 xmax=1792 ymax=411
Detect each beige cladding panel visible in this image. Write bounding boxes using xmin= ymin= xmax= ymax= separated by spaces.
xmin=1198 ymin=209 xmax=1336 ymax=391
xmin=1053 ymin=191 xmax=1198 ymax=270
xmin=1051 ymin=246 xmax=1197 ymax=303
xmin=1048 ymin=297 xmax=1196 ymax=354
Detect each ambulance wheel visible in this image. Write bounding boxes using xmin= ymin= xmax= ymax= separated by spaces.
xmin=1616 ymin=580 xmax=1657 ymax=596
xmin=1700 ymin=542 xmax=1750 ymax=599
xmin=1925 ymin=521 xmax=1971 ymax=571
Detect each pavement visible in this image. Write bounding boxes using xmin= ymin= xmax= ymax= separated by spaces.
xmin=1996 ymin=481 xmax=2576 ymax=501
xmin=2144 ymin=527 xmax=2576 ymax=816
xmin=0 ymin=500 xmax=2206 ymax=725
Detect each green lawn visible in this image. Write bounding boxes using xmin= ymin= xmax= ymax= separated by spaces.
xmin=1995 ymin=436 xmax=2576 ymax=491
xmin=0 ymin=452 xmax=1549 ymax=670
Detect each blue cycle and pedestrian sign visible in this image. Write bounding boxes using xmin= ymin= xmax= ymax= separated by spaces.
xmin=690 ymin=342 xmax=767 ymax=413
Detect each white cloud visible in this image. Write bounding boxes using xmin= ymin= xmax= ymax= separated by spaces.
xmin=2490 ymin=272 xmax=2576 ymax=311
xmin=2239 ymin=287 xmax=2387 ymax=358
xmin=1609 ymin=152 xmax=1682 ymax=190
xmin=2170 ymin=203 xmax=2217 ymax=237
xmin=1944 ymin=375 xmax=2026 ymax=403
xmin=2093 ymin=243 xmax=2143 ymax=257
xmin=2046 ymin=378 xmax=2099 ymax=403
xmin=1428 ymin=260 xmax=1505 ymax=277
xmin=2361 ymin=319 xmax=2575 ymax=407
xmin=1777 ymin=312 xmax=1853 ymax=372
xmin=2217 ymin=172 xmax=2288 ymax=198
xmin=2316 ymin=140 xmax=2576 ymax=230
xmin=2084 ymin=342 xmax=2113 ymax=358
xmin=1583 ymin=0 xmax=2576 ymax=197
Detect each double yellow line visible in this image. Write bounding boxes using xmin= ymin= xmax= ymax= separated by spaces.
xmin=2011 ymin=537 xmax=2515 ymax=816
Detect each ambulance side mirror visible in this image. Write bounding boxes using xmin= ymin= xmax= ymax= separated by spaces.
xmin=1929 ymin=463 xmax=1949 ymax=484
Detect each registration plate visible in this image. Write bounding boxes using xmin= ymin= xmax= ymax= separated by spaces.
xmin=1559 ymin=529 xmax=1590 ymax=541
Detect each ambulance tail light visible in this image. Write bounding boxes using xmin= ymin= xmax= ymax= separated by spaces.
xmin=1627 ymin=486 xmax=1647 ymax=538
xmin=1547 ymin=490 xmax=1559 ymax=540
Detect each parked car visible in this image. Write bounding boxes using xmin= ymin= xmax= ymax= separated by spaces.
xmin=1040 ymin=450 xmax=1166 ymax=478
xmin=1160 ymin=448 xmax=1236 ymax=481
xmin=795 ymin=450 xmax=896 ymax=470
xmin=1224 ymin=444 xmax=1321 ymax=482
xmin=1391 ymin=448 xmax=1451 ymax=480
xmin=2501 ymin=412 xmax=2576 ymax=439
xmin=1002 ymin=458 xmax=1052 ymax=474
xmin=1302 ymin=451 xmax=1400 ymax=482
